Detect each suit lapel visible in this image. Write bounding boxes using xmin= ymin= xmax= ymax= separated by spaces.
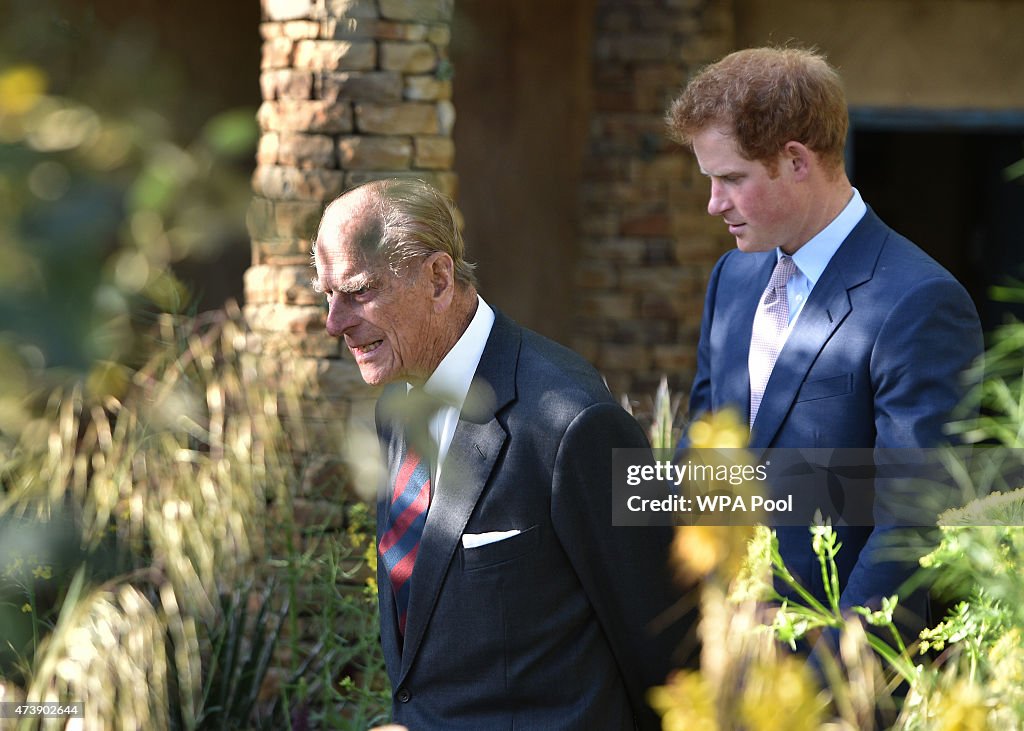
xmin=750 ymin=276 xmax=851 ymax=447
xmin=719 ymin=254 xmax=776 ymax=421
xmin=397 ymin=311 xmax=520 ymax=681
xmin=750 ymin=209 xmax=887 ymax=448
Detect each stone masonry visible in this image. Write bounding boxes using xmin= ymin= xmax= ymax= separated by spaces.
xmin=574 ymin=0 xmax=736 ymax=403
xmin=247 ymin=0 xmax=739 ymax=423
xmin=244 ymin=0 xmax=458 ymax=702
xmin=245 ymin=0 xmax=459 ymax=608
xmin=245 ymin=0 xmax=457 ymax=441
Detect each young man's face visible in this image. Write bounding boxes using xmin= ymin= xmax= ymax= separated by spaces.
xmin=692 ymin=126 xmax=808 ymax=255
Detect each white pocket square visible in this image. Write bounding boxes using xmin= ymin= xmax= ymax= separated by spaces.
xmin=462 ymin=530 xmax=521 ymax=549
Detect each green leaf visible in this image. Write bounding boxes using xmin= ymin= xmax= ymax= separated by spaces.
xmin=1004 ymin=157 xmax=1024 ymax=182
xmin=201 ymin=108 xmax=258 ymax=158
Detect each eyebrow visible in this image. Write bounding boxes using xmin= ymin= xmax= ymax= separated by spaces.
xmin=311 ymin=271 xmax=377 ymax=295
xmin=336 ymin=274 xmax=375 ymax=294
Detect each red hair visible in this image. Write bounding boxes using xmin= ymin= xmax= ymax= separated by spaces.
xmin=667 ymin=47 xmax=848 ymax=173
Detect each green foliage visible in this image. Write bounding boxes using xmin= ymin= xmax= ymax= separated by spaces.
xmin=188 ymin=581 xmax=289 ymax=730
xmin=733 ymin=524 xmax=917 ymax=684
xmin=622 ymin=375 xmax=685 ymax=450
xmin=0 ymin=5 xmax=393 ymax=725
xmin=0 ymin=0 xmax=255 ymax=421
xmin=949 ymin=317 xmax=1024 ymax=447
xmin=271 ymin=504 xmax=390 ymax=730
xmin=647 ymin=321 xmax=1024 ymax=729
xmin=1005 ymin=156 xmax=1024 ymax=183
xmin=0 ymin=308 xmax=306 ymax=723
xmin=0 ymin=509 xmax=97 ymax=685
xmin=0 ymin=5 xmax=294 ymax=721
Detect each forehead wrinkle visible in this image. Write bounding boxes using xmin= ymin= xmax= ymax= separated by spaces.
xmin=315 ymin=242 xmax=376 ymax=289
xmin=314 ymin=193 xmax=387 ymax=285
xmin=321 ymin=190 xmax=383 ymax=254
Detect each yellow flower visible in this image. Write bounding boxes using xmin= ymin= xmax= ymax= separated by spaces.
xmin=672 ymin=524 xmax=755 ymax=584
xmin=988 ymin=629 xmax=1024 ymax=706
xmin=739 ymin=656 xmax=825 ymax=731
xmin=4 ymin=557 xmax=24 ymax=578
xmin=648 ymin=671 xmax=718 ymax=731
xmin=0 ymin=66 xmax=47 ymax=115
xmin=20 ymin=603 xmax=31 ymax=613
xmin=687 ymin=410 xmax=748 ymax=449
xmin=673 ymin=410 xmax=762 ymax=584
xmin=729 ymin=525 xmax=775 ymax=602
xmin=933 ymin=680 xmax=989 ymax=731
xmin=32 ymin=565 xmax=52 ymax=580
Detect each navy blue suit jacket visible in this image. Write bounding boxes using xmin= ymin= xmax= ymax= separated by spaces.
xmin=376 ymin=311 xmax=687 ymax=730
xmin=687 ymin=208 xmax=982 ymax=618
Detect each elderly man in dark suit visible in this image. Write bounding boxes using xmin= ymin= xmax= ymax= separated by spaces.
xmin=312 ymin=178 xmax=686 ymax=730
xmin=667 ymin=47 xmax=983 ymax=633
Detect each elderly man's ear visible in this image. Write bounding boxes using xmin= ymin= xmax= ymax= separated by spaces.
xmin=423 ymin=251 xmax=457 ymax=310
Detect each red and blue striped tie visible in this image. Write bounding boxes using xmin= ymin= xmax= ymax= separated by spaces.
xmin=378 ymin=446 xmax=431 ymax=634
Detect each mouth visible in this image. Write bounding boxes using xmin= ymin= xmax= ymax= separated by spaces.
xmin=726 ymin=222 xmax=745 ymax=235
xmin=350 ymin=339 xmax=384 ymax=358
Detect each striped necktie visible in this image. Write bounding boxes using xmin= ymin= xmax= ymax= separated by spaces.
xmin=748 ymin=254 xmax=797 ymax=426
xmin=378 ymin=444 xmax=431 ymax=635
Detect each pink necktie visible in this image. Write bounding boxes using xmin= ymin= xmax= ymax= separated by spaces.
xmin=748 ymin=255 xmax=797 ymax=426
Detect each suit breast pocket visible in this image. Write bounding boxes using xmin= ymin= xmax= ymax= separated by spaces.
xmin=461 ymin=524 xmax=540 ymax=572
xmin=796 ymin=373 xmax=853 ymax=403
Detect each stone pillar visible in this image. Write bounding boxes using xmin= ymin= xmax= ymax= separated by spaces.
xmin=575 ymin=0 xmax=735 ymax=402
xmin=245 ymin=0 xmax=457 ymax=442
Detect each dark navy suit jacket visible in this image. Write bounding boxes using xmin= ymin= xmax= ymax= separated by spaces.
xmin=687 ymin=208 xmax=982 ymax=619
xmin=376 ymin=311 xmax=687 ymax=730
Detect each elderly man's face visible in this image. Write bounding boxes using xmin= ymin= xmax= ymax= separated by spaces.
xmin=313 ymin=198 xmax=441 ymax=386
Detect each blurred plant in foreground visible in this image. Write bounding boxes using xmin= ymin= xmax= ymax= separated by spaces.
xmin=899 ymin=489 xmax=1024 ymax=730
xmin=0 ymin=308 xmax=307 ymax=727
xmin=645 ymin=353 xmax=1024 ymax=730
xmin=0 ymin=3 xmax=395 ymax=727
xmin=0 ymin=0 xmax=256 ymax=442
xmin=1 ymin=303 xmax=390 ymax=728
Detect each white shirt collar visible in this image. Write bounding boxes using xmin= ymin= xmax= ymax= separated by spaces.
xmin=412 ymin=295 xmax=494 ymax=488
xmin=421 ymin=294 xmax=495 ymax=412
xmin=786 ymin=187 xmax=867 ymax=287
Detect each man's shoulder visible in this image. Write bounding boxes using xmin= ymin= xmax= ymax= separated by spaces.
xmin=876 ymin=229 xmax=956 ymax=281
xmin=471 ymin=311 xmax=637 ymax=434
xmin=507 ymin=325 xmax=645 ymax=449
xmin=518 ymin=327 xmax=611 ymax=396
xmin=484 ymin=317 xmax=618 ymax=419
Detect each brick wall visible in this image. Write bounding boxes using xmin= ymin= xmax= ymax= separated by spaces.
xmin=246 ymin=0 xmax=458 ymax=432
xmin=574 ymin=0 xmax=736 ymax=404
xmin=245 ymin=0 xmax=460 ymax=704
xmin=247 ymin=0 xmax=741 ymax=417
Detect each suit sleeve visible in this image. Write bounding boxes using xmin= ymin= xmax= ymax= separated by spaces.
xmin=841 ymin=275 xmax=982 ymax=612
xmin=551 ymin=402 xmax=694 ymax=731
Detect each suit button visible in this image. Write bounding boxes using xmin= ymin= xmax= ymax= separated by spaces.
xmin=396 ymin=688 xmax=411 ymax=703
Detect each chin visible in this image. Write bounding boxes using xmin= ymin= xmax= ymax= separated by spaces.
xmin=736 ymin=239 xmax=774 ymax=254
xmin=356 ymin=367 xmax=389 ymax=387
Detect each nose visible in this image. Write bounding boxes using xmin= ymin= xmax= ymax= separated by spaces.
xmin=707 ymin=179 xmax=731 ymax=217
xmin=325 ymin=295 xmax=357 ymax=337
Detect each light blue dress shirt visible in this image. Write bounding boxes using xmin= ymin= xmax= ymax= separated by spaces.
xmin=782 ymin=188 xmax=868 ymax=326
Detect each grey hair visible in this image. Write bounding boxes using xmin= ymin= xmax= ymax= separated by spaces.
xmin=364 ymin=178 xmax=478 ymax=288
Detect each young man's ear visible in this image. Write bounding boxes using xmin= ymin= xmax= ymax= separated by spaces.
xmin=783 ymin=140 xmax=814 ymax=180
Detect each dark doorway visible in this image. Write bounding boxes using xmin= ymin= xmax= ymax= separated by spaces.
xmin=848 ymin=111 xmax=1024 ymax=332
